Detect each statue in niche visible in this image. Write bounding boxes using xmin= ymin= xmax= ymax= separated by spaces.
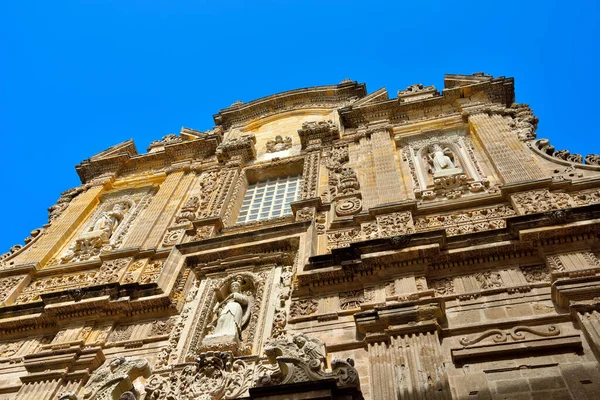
xmin=427 ymin=144 xmax=462 ymax=177
xmin=59 ymin=202 xmax=129 ymax=264
xmin=90 ymin=202 xmax=127 ymax=240
xmin=266 ymin=135 xmax=293 ymax=153
xmin=203 ymin=277 xmax=252 ymax=345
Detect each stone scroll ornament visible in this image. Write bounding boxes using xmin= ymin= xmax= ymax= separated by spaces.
xmin=144 ymin=351 xmax=252 ymax=400
xmin=256 ymin=333 xmax=360 ymax=389
xmin=61 ymin=357 xmax=151 ymax=400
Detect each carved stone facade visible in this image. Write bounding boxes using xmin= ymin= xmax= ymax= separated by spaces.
xmin=1 ymin=74 xmax=600 ymax=399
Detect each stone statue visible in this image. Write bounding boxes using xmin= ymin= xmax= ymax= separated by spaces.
xmin=427 ymin=144 xmax=461 ymax=177
xmin=204 ymin=280 xmax=250 ymax=344
xmin=90 ymin=203 xmax=126 ymax=240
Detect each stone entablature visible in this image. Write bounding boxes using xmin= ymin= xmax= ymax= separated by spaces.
xmin=1 ymin=73 xmax=600 ymax=399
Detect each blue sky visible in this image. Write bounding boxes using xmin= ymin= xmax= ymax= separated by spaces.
xmin=1 ymin=1 xmax=599 ymax=252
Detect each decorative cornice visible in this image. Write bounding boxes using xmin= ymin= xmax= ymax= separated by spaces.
xmin=213 ymin=80 xmax=366 ymax=130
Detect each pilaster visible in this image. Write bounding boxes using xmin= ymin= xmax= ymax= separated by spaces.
xmin=19 ymin=185 xmax=105 ymax=267
xmin=122 ymin=171 xmax=184 ymax=248
xmin=467 ymin=112 xmax=545 ymax=183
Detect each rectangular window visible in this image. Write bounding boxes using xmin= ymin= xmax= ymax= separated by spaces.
xmin=236 ymin=175 xmax=303 ymax=224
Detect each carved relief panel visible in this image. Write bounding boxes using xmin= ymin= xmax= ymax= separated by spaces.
xmin=50 ymin=186 xmax=156 ymax=265
xmin=184 ymin=268 xmax=277 ymax=359
xmin=398 ymin=130 xmax=490 ymax=201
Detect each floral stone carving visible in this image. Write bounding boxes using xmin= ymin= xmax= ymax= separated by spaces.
xmin=145 ymin=351 xmax=252 ymax=400
xmin=256 ymin=333 xmax=360 ymax=388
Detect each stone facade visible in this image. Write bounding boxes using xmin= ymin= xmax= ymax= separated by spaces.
xmin=1 ymin=73 xmax=600 ymax=399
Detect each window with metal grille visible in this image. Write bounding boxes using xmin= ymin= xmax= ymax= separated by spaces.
xmin=236 ymin=175 xmax=302 ymax=223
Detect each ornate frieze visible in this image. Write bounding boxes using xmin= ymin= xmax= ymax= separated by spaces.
xmin=326 ymin=228 xmax=361 ymax=252
xmin=15 ymin=271 xmax=97 ymax=304
xmin=511 ymin=188 xmax=600 ymax=216
xmin=290 ymin=298 xmax=318 ymax=318
xmin=414 ymin=204 xmax=515 ymax=236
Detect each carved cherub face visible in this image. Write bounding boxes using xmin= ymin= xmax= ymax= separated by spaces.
xmin=293 ymin=335 xmax=306 ymax=347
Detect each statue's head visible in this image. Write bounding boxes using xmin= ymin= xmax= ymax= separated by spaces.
xmin=431 ymin=144 xmax=443 ymax=152
xmin=275 ymin=135 xmax=283 ymax=143
xmin=230 ymin=281 xmax=241 ymax=293
xmin=113 ymin=203 xmax=124 ymax=212
xmin=293 ymin=334 xmax=307 ymax=347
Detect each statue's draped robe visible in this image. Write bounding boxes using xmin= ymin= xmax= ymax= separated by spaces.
xmin=214 ymin=292 xmax=248 ymax=337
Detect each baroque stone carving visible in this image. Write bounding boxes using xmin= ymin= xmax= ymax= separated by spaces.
xmin=203 ymin=278 xmax=251 ymax=346
xmin=326 ymin=228 xmax=361 ymax=252
xmin=81 ymin=357 xmax=150 ymax=400
xmin=0 ymin=275 xmax=25 ymax=304
xmin=290 ymin=298 xmax=318 ymax=318
xmin=511 ymin=190 xmax=573 ymax=215
xmin=459 ymin=325 xmax=560 ymax=346
xmin=266 ymin=135 xmax=293 ymax=153
xmin=339 ymin=289 xmax=369 ymax=310
xmin=533 ymin=138 xmax=600 ymax=166
xmin=15 ymin=271 xmax=97 ymax=304
xmin=520 ymin=265 xmax=551 ymax=283
xmin=297 ymin=120 xmax=340 ymax=151
xmin=145 ymin=351 xmax=252 ymax=400
xmin=94 ymin=257 xmax=132 ymax=285
xmin=400 ymin=132 xmax=488 ymax=201
xmin=256 ymin=333 xmax=359 ymax=388
xmin=155 ymin=282 xmax=198 ymax=369
xmin=216 ymin=135 xmax=256 ymax=167
xmin=429 ymin=277 xmax=454 ymax=296
xmin=57 ymin=188 xmax=155 ymax=264
xmin=301 ymin=152 xmax=320 ymax=200
xmin=475 ymin=271 xmax=503 ymax=290
xmin=414 ymin=204 xmax=515 ymax=236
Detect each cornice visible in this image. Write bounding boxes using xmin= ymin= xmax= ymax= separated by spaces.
xmin=213 ymin=80 xmax=367 ymax=130
xmin=339 ymin=76 xmax=514 ymax=129
xmin=75 ymin=133 xmax=221 ymax=184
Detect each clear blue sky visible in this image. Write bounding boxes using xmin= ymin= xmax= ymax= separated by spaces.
xmin=1 ymin=1 xmax=599 ymax=252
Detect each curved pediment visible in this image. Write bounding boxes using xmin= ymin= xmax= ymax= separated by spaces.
xmin=213 ymin=80 xmax=366 ymax=130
